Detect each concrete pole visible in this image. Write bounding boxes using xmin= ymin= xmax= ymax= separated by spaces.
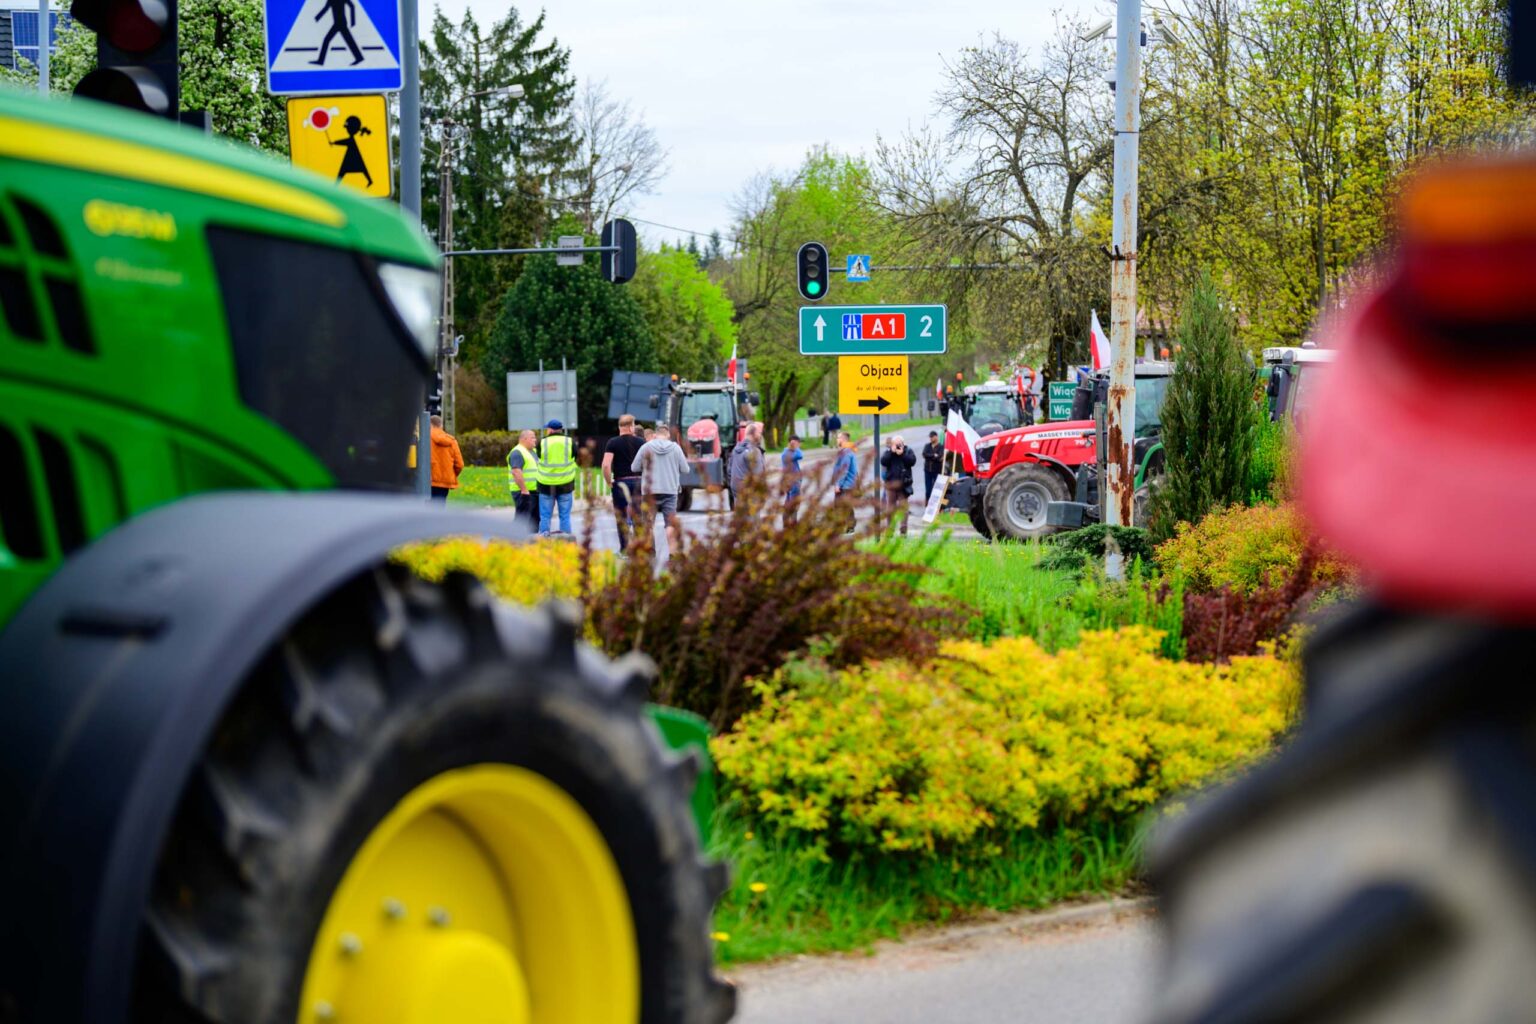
xmin=1103 ymin=0 xmax=1142 ymax=579
xmin=399 ymin=0 xmax=431 ymax=497
xmin=37 ymin=0 xmax=48 ymax=94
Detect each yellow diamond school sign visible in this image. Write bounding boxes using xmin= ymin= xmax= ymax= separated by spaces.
xmin=838 ymin=355 xmax=910 ymax=416
xmin=287 ymin=95 xmax=392 ymax=198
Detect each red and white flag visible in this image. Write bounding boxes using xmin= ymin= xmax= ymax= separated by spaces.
xmin=935 ymin=376 xmax=943 ymax=401
xmin=726 ymin=343 xmax=738 ymax=383
xmin=945 ymin=408 xmax=983 ymax=473
xmin=1089 ymin=309 xmax=1111 ymax=371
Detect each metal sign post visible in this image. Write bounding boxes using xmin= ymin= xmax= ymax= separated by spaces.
xmin=1103 ymin=0 xmax=1142 ymax=578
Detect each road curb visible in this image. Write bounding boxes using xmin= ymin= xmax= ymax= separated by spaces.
xmin=725 ymin=894 xmax=1155 ymax=980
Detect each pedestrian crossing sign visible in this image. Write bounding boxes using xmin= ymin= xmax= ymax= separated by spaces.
xmin=264 ymin=0 xmax=404 ymax=96
xmin=846 ymin=254 xmax=871 ymax=282
xmin=287 ymin=95 xmax=393 ymax=197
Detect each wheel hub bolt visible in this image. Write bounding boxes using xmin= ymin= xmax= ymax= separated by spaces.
xmin=382 ymin=898 xmax=406 ymax=920
xmin=339 ymin=933 xmax=362 ymax=956
xmin=314 ymin=1001 xmax=336 ymax=1020
xmin=429 ymin=906 xmax=451 ymax=927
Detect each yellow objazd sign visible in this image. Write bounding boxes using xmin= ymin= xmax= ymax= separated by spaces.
xmin=286 ymin=95 xmax=392 ymax=198
xmin=838 ymin=355 xmax=910 ymax=416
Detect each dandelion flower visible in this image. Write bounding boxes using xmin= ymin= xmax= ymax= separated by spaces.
xmin=744 ymin=831 xmax=754 ymax=841
xmin=749 ymin=882 xmax=768 ymax=894
xmin=711 ymin=931 xmax=730 ymax=942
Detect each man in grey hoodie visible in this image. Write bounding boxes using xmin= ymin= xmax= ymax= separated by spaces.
xmin=728 ymin=421 xmax=766 ymax=507
xmin=637 ymin=424 xmax=691 ymax=554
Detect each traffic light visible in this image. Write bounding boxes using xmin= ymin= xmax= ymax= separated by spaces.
xmin=601 ymin=218 xmax=638 ymax=284
xmin=70 ymin=0 xmax=178 ymax=119
xmin=427 ymin=372 xmax=444 ymax=416
xmin=797 ymin=242 xmax=828 ymax=301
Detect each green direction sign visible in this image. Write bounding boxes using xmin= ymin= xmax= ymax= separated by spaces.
xmin=1047 ymin=381 xmax=1077 ymax=421
xmin=798 ymin=304 xmax=947 ymax=355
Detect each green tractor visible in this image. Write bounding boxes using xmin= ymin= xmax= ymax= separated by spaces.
xmin=0 ymin=91 xmax=733 ymax=1024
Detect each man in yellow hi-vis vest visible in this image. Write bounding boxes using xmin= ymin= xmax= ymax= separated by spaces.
xmin=537 ymin=419 xmax=578 ymax=534
xmin=507 ymin=429 xmax=540 ymax=523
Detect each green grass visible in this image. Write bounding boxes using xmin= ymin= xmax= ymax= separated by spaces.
xmin=885 ymin=537 xmax=1183 ymax=653
xmin=707 ymin=805 xmax=1143 ymax=964
xmin=447 ymin=466 xmax=610 ymax=508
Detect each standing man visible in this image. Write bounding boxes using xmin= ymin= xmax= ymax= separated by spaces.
xmin=507 ymin=429 xmax=540 ymax=522
xmin=537 ymin=420 xmax=577 ymax=535
xmin=880 ymin=435 xmax=917 ymax=536
xmin=832 ymin=429 xmax=858 ymax=534
xmin=602 ymin=414 xmax=646 ymax=552
xmin=823 ymin=410 xmax=842 ymax=447
xmin=637 ymin=424 xmax=690 ymax=557
xmin=781 ymin=435 xmax=804 ymax=525
xmin=728 ymin=421 xmax=766 ymax=506
xmin=921 ymin=430 xmax=944 ymax=504
xmin=428 ymin=414 xmax=464 ymax=503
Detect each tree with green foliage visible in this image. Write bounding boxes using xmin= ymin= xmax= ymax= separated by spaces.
xmin=1153 ymin=274 xmax=1255 ymax=540
xmin=43 ymin=2 xmax=287 ymax=152
xmin=484 ymin=220 xmax=657 ymax=430
xmin=630 ymin=246 xmax=737 ymax=383
xmin=422 ymin=8 xmax=577 ymax=360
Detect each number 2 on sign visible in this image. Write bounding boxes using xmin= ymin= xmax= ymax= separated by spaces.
xmin=919 ymin=315 xmax=933 ymax=338
xmin=861 ymin=313 xmax=906 ymax=340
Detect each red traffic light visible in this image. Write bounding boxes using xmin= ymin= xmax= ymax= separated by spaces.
xmin=71 ymin=0 xmax=168 ymax=53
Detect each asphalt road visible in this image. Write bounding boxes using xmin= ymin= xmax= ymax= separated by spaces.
xmin=728 ymin=904 xmax=1157 ymax=1024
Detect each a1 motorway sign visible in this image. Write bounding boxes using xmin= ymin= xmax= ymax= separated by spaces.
xmin=799 ymin=304 xmax=947 ymax=356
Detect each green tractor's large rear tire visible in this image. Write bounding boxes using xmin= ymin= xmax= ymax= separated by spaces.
xmin=132 ymin=566 xmax=734 ymax=1024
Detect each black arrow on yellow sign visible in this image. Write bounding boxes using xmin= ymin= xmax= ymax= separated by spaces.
xmin=858 ymin=396 xmax=892 ymax=411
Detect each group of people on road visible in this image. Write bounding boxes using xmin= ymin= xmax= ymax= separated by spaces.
xmin=441 ymin=413 xmax=953 ymax=543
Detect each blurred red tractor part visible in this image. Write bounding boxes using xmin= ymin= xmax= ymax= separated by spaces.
xmin=1303 ymin=154 xmax=1536 ymax=620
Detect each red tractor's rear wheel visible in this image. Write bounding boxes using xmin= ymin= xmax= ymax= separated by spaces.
xmin=983 ymin=463 xmax=1069 ymax=541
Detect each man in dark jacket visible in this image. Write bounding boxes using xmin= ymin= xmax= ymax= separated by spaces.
xmin=879 ymin=434 xmax=917 ymax=535
xmin=921 ymin=430 xmax=944 ymax=503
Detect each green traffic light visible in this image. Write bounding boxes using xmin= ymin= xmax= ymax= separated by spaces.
xmin=808 ymin=280 xmax=822 ymax=296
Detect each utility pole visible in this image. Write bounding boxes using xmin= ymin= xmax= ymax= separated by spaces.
xmin=1103 ymin=0 xmax=1142 ymax=579
xmin=37 ymin=0 xmax=48 ymax=94
xmin=437 ymin=121 xmax=457 ymax=434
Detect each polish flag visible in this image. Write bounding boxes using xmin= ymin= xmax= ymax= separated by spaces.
xmin=1090 ymin=309 xmax=1111 ymax=371
xmin=935 ymin=377 xmax=943 ymax=401
xmin=726 ymin=343 xmax=738 ymax=383
xmin=945 ymin=408 xmax=983 ymax=473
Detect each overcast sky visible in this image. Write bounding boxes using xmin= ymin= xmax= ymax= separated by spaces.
xmin=439 ymin=1 xmax=1103 ymax=248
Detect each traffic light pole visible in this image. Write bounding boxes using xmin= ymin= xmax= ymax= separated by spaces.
xmin=399 ymin=0 xmax=431 ymax=498
xmin=1103 ymin=0 xmax=1142 ymax=579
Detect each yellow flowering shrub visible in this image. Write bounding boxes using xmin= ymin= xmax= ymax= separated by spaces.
xmin=1156 ymin=502 xmax=1353 ymax=594
xmin=393 ymin=537 xmax=614 ymax=606
xmin=713 ymin=627 xmax=1296 ymax=857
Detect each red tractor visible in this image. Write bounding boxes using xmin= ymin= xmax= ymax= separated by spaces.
xmin=963 ymin=363 xmax=1173 ymax=540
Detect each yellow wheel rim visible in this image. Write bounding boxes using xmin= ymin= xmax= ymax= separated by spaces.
xmin=297 ymin=764 xmax=639 ymax=1024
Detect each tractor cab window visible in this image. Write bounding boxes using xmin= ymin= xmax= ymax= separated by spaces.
xmin=1134 ymin=375 xmax=1171 ymax=438
xmin=679 ymin=391 xmax=738 ymax=434
xmin=207 ymin=227 xmax=424 ymax=491
xmin=1287 ymin=364 xmax=1326 ymax=427
xmin=968 ymin=392 xmax=1022 ymax=431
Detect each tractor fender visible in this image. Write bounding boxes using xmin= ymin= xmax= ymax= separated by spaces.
xmin=1000 ymin=451 xmax=1077 ymax=494
xmin=0 ymin=492 xmax=532 ymax=1024
xmin=1136 ymin=443 xmax=1165 ymax=489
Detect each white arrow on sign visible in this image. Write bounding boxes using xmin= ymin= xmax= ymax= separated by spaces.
xmin=814 ymin=314 xmax=826 ymax=341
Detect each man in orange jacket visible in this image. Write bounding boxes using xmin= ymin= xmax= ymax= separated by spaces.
xmin=429 ymin=414 xmax=464 ymax=501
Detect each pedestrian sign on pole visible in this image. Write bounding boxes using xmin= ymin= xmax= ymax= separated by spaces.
xmin=287 ymin=95 xmax=393 ymax=196
xmin=846 ymin=254 xmax=871 ymax=282
xmin=265 ymin=0 xmax=405 ymax=96
xmin=838 ymin=355 xmax=910 ymax=416
xmin=799 ymin=304 xmax=947 ymax=355
xmin=1047 ymin=381 xmax=1077 ymax=421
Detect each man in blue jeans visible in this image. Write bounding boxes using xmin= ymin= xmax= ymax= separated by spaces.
xmin=537 ymin=420 xmax=577 ymax=534
xmin=832 ymin=430 xmax=858 ymax=533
